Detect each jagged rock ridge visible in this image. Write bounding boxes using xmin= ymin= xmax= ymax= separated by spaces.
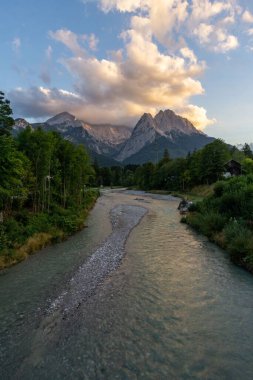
xmin=116 ymin=109 xmax=207 ymax=162
xmin=14 ymin=109 xmax=214 ymax=165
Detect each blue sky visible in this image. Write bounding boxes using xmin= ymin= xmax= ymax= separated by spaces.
xmin=1 ymin=0 xmax=253 ymax=144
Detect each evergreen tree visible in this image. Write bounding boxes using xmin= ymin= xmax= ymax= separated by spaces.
xmin=157 ymin=148 xmax=171 ymax=168
xmin=0 ymin=91 xmax=14 ymax=136
xmin=199 ymin=139 xmax=230 ymax=184
xmin=242 ymin=143 xmax=253 ymax=159
xmin=0 ymin=136 xmax=28 ymax=212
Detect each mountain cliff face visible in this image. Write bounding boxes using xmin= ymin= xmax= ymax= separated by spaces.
xmin=115 ymin=109 xmax=211 ymax=162
xmin=116 ymin=113 xmax=159 ymax=161
xmin=14 ymin=109 xmax=214 ymax=165
xmin=17 ymin=112 xmax=132 ymax=158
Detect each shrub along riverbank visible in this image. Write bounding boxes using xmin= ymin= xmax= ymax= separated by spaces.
xmin=184 ymin=174 xmax=253 ymax=273
xmin=0 ymin=189 xmax=99 ymax=269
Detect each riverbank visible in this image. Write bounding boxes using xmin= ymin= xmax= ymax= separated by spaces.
xmin=0 ymin=189 xmax=99 ymax=270
xmin=184 ymin=175 xmax=253 ymax=274
xmin=143 ymin=184 xmax=214 ymax=202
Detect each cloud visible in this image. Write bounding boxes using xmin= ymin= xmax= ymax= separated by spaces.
xmin=49 ymin=29 xmax=86 ymax=57
xmin=9 ymin=87 xmax=83 ymax=119
xmin=46 ymin=45 xmax=53 ymax=60
xmin=242 ymin=10 xmax=253 ymax=23
xmin=178 ymin=104 xmax=216 ymax=129
xmin=12 ymin=37 xmax=21 ymax=53
xmin=88 ymin=33 xmax=99 ymax=51
xmin=190 ymin=0 xmax=232 ymax=21
xmin=40 ymin=45 xmax=53 ymax=85
xmin=194 ymin=23 xmax=238 ymax=52
xmin=13 ymin=0 xmax=250 ymax=129
xmin=101 ymin=0 xmax=241 ymax=53
xmin=100 ymin=0 xmax=145 ymax=13
xmin=11 ymin=24 xmax=212 ymax=128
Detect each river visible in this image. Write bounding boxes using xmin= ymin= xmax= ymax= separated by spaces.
xmin=1 ymin=190 xmax=253 ymax=379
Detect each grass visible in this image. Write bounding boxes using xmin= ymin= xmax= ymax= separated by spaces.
xmin=171 ymin=184 xmax=215 ymax=202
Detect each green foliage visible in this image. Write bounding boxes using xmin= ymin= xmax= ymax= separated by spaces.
xmin=0 ymin=224 xmax=8 ymax=251
xmin=186 ymin=174 xmax=253 ymax=272
xmin=0 ymin=136 xmax=28 ymax=210
xmin=242 ymin=158 xmax=253 ymax=174
xmin=0 ymin=91 xmax=14 ymax=136
xmin=199 ymin=139 xmax=230 ymax=184
xmin=4 ymin=217 xmax=26 ymax=246
xmin=223 ymin=221 xmax=253 ymax=264
xmin=186 ymin=211 xmax=227 ymax=237
xmin=242 ymin=143 xmax=253 ymax=159
xmin=106 ymin=138 xmax=232 ymax=193
xmin=25 ymin=213 xmax=52 ymax=236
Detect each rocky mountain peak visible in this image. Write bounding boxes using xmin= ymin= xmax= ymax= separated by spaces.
xmin=14 ymin=118 xmax=30 ymax=128
xmin=116 ymin=113 xmax=158 ymax=161
xmin=154 ymin=109 xmax=198 ymax=136
xmin=46 ymin=112 xmax=76 ymax=126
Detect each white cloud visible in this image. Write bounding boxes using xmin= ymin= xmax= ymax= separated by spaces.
xmin=100 ymin=0 xmax=145 ymax=13
xmin=190 ymin=0 xmax=232 ymax=21
xmin=194 ymin=23 xmax=238 ymax=52
xmin=49 ymin=29 xmax=86 ymax=57
xmin=101 ymin=0 xmax=240 ymax=53
xmin=178 ymin=104 xmax=216 ymax=129
xmin=46 ymin=45 xmax=53 ymax=60
xmin=242 ymin=10 xmax=253 ymax=23
xmin=88 ymin=33 xmax=99 ymax=51
xmin=180 ymin=47 xmax=197 ymax=64
xmin=12 ymin=37 xmax=21 ymax=53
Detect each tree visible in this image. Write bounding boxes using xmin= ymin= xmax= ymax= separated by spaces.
xmin=135 ymin=162 xmax=155 ymax=190
xmin=242 ymin=143 xmax=253 ymax=159
xmin=157 ymin=148 xmax=171 ymax=168
xmin=0 ymin=136 xmax=28 ymax=213
xmin=0 ymin=91 xmax=14 ymax=136
xmin=199 ymin=139 xmax=230 ymax=184
xmin=17 ymin=127 xmax=58 ymax=212
xmin=242 ymin=158 xmax=253 ymax=174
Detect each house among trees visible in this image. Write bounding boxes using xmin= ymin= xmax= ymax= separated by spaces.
xmin=224 ymin=159 xmax=242 ymax=177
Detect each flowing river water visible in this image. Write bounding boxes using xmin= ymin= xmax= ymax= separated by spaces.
xmin=1 ymin=190 xmax=253 ymax=379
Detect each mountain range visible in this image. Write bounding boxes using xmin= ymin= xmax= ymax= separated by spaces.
xmin=14 ymin=109 xmax=215 ymax=166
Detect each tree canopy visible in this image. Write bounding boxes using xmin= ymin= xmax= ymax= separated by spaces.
xmin=0 ymin=91 xmax=14 ymax=136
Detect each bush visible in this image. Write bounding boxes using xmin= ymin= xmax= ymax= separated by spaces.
xmin=4 ymin=217 xmax=26 ymax=246
xmin=213 ymin=180 xmax=227 ymax=197
xmin=201 ymin=212 xmax=227 ymax=236
xmin=25 ymin=213 xmax=52 ymax=236
xmin=223 ymin=221 xmax=253 ymax=264
xmin=187 ymin=211 xmax=227 ymax=238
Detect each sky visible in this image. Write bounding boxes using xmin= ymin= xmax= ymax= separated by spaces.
xmin=1 ymin=0 xmax=253 ymax=144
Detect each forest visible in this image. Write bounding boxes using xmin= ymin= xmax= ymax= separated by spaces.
xmin=0 ymin=92 xmax=98 ymax=269
xmin=95 ymin=139 xmax=253 ymax=191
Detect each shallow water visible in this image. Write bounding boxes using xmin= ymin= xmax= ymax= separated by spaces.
xmin=1 ymin=190 xmax=253 ymax=379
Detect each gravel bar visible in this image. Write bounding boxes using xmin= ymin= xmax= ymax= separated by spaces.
xmin=49 ymin=204 xmax=147 ymax=317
